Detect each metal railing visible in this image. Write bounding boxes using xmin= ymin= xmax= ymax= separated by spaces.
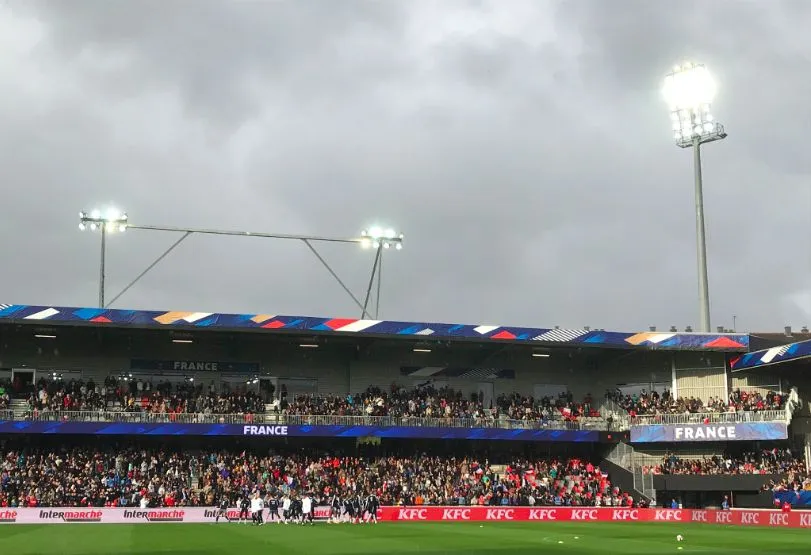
xmin=0 ymin=409 xmax=607 ymax=431
xmin=630 ymin=410 xmax=786 ymax=426
xmin=598 ymin=399 xmax=631 ymax=430
xmin=0 ymin=407 xmax=789 ymax=431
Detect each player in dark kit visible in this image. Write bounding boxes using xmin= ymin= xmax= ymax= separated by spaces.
xmin=239 ymin=496 xmax=250 ymax=523
xmin=266 ymin=494 xmax=280 ymax=523
xmin=344 ymin=497 xmax=355 ymax=524
xmin=351 ymin=496 xmax=362 ymax=524
xmin=215 ymin=498 xmax=230 ymax=523
xmin=365 ymin=493 xmax=380 ymax=524
xmin=290 ymin=496 xmax=303 ymax=523
xmin=330 ymin=494 xmax=342 ymax=523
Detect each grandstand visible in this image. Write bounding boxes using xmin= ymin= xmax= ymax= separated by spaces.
xmin=0 ymin=302 xmax=807 ymax=514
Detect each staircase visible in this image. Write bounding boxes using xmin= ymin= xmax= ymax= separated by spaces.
xmin=786 ymin=387 xmax=801 ymax=423
xmin=598 ymin=399 xmax=630 ymax=430
xmin=603 ymin=441 xmax=657 ymax=506
xmin=9 ymin=399 xmax=28 ymax=419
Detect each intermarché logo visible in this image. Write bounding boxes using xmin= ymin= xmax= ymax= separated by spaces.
xmin=122 ymin=509 xmax=185 ymax=522
xmin=38 ymin=510 xmax=103 ymax=522
xmin=0 ymin=509 xmax=17 ymax=522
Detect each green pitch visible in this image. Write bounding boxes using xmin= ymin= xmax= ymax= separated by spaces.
xmin=0 ymin=521 xmax=808 ymax=554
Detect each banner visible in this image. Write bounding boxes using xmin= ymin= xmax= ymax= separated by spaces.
xmin=2 ymin=507 xmax=810 ymax=528
xmin=130 ymin=359 xmax=260 ymax=373
xmin=630 ymin=422 xmax=787 ymax=443
xmin=0 ymin=506 xmax=331 ymax=524
xmin=377 ymin=507 xmax=811 ymax=527
xmin=774 ymin=491 xmax=811 ymax=508
xmin=0 ymin=421 xmax=599 ymax=442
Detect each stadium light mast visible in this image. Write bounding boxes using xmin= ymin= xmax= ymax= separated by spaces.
xmin=78 ymin=210 xmax=403 ymax=317
xmin=79 ymin=209 xmax=129 ymax=308
xmin=663 ymin=61 xmax=727 ymax=333
xmin=359 ymin=227 xmax=403 ymax=319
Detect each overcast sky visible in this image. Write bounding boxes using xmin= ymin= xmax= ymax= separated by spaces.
xmin=1 ymin=0 xmax=809 ymax=333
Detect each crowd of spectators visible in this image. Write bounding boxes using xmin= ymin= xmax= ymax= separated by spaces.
xmin=644 ymin=448 xmax=805 ymax=476
xmin=606 ymin=388 xmax=785 ymax=417
xmin=280 ymin=384 xmax=599 ymax=422
xmin=17 ymin=378 xmax=603 ymax=424
xmin=25 ymin=377 xmax=265 ymax=416
xmin=764 ymin=473 xmax=811 ymax=494
xmin=0 ymin=444 xmax=633 ymax=509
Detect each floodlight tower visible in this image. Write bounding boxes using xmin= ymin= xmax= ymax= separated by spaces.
xmin=663 ymin=62 xmax=727 ymax=333
xmin=79 ymin=209 xmax=129 ymax=308
xmin=78 ymin=210 xmax=404 ymax=317
xmin=360 ymin=227 xmax=403 ymax=318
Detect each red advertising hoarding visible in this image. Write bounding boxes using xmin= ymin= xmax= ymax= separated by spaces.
xmin=378 ymin=506 xmax=811 ymax=528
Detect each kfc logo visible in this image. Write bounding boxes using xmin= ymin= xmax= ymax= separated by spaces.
xmin=654 ymin=510 xmax=682 ymax=521
xmin=691 ymin=511 xmax=708 ymax=523
xmin=442 ymin=509 xmax=471 ymax=521
xmin=396 ymin=509 xmax=427 ymax=520
xmin=715 ymin=511 xmax=732 ymax=524
xmin=485 ymin=509 xmax=515 ymax=521
xmin=740 ymin=512 xmax=760 ymax=525
xmin=570 ymin=510 xmax=597 ymax=521
xmin=611 ymin=510 xmax=638 ymax=521
xmin=769 ymin=513 xmax=788 ymax=526
xmin=528 ymin=509 xmax=557 ymax=520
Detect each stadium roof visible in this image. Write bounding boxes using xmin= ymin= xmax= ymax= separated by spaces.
xmin=730 ymin=338 xmax=811 ymax=371
xmin=0 ymin=303 xmax=749 ymax=351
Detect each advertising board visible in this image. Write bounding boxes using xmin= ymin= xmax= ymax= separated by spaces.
xmin=630 ymin=422 xmax=787 ymax=443
xmin=1 ymin=507 xmax=809 ymax=528
xmin=0 ymin=421 xmax=599 ymax=442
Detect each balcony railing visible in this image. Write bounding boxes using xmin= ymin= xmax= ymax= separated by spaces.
xmin=629 ymin=410 xmax=787 ymax=426
xmin=0 ymin=409 xmax=608 ymax=431
xmin=0 ymin=407 xmax=789 ymax=432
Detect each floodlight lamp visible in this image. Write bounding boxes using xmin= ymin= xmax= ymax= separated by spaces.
xmin=80 ymin=207 xmax=129 ymax=233
xmin=663 ymin=63 xmax=717 ymax=110
xmin=360 ymin=226 xmax=403 ymax=249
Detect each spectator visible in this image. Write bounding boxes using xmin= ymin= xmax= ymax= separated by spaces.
xmin=0 ymin=444 xmax=632 ymax=509
xmin=644 ymin=448 xmax=805 ymax=476
xmin=606 ymin=388 xmax=785 ymax=417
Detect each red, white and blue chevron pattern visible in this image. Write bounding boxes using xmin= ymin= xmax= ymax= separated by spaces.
xmin=0 ymin=304 xmax=749 ymax=351
xmin=730 ymin=339 xmax=811 ymax=371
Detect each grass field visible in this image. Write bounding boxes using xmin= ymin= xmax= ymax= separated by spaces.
xmin=0 ymin=521 xmax=809 ymax=554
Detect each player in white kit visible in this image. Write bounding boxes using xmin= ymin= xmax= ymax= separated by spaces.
xmin=301 ymin=494 xmax=314 ymax=526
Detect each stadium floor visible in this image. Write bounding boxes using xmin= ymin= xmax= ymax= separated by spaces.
xmin=0 ymin=521 xmax=808 ymax=554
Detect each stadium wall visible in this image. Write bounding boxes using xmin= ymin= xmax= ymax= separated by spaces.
xmin=651 ymin=474 xmax=781 ymax=492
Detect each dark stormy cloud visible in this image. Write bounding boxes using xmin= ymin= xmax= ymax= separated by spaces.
xmin=0 ymin=0 xmax=808 ymax=332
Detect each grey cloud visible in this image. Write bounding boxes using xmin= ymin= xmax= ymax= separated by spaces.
xmin=24 ymin=0 xmax=411 ymax=128
xmin=0 ymin=0 xmax=809 ymax=333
